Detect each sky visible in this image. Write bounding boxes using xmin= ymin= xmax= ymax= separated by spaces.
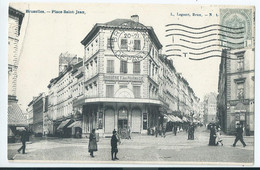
xmin=10 ymin=3 xmax=229 ymax=112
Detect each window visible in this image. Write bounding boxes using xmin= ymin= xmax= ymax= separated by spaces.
xmin=143 ymin=113 xmax=148 ymax=130
xmin=237 ymin=57 xmax=244 ymax=71
xmin=107 ymin=38 xmax=114 ymax=49
xmin=133 ymin=86 xmax=141 ymax=98
xmin=133 ymin=61 xmax=140 ymax=73
xmin=134 ymin=40 xmax=141 ymax=50
xmin=107 ymin=60 xmax=114 ymax=73
xmin=98 ymin=112 xmax=103 ymax=129
xmin=120 ymin=60 xmax=128 ymax=73
xmin=120 ymin=39 xmax=128 ymax=50
xmin=237 ymin=83 xmax=244 ymax=99
xmin=106 ymin=85 xmax=114 ymax=97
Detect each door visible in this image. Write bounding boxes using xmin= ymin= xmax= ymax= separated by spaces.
xmin=105 ymin=109 xmax=114 ymax=133
xmin=132 ymin=109 xmax=141 ymax=133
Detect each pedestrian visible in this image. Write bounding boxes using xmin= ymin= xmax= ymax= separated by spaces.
xmin=208 ymin=125 xmax=216 ymax=146
xmin=127 ymin=126 xmax=131 ymax=139
xmin=155 ymin=126 xmax=158 ymax=137
xmin=233 ymin=123 xmax=246 ymax=147
xmin=216 ymin=128 xmax=223 ymax=146
xmin=246 ymin=125 xmax=250 ymax=136
xmin=111 ymin=129 xmax=119 ymax=160
xmin=191 ymin=123 xmax=195 ymax=140
xmin=162 ymin=124 xmax=166 ymax=138
xmin=88 ymin=129 xmax=98 ymax=157
xmin=173 ymin=124 xmax=177 ymax=136
xmin=17 ymin=127 xmax=28 ymax=154
xmin=187 ymin=123 xmax=193 ymax=140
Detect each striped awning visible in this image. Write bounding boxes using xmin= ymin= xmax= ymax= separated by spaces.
xmin=182 ymin=117 xmax=189 ymax=122
xmin=57 ymin=119 xmax=71 ymax=130
xmin=175 ymin=116 xmax=183 ymax=122
xmin=8 ymin=102 xmax=28 ymax=126
xmin=165 ymin=115 xmax=180 ymax=122
xmin=67 ymin=121 xmax=82 ymax=128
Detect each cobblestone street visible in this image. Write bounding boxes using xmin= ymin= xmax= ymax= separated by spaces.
xmin=8 ymin=127 xmax=254 ymax=165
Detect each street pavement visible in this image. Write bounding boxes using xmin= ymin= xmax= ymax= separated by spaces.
xmin=8 ymin=126 xmax=254 ymax=165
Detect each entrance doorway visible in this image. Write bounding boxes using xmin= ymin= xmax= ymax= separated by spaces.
xmin=118 ymin=119 xmax=128 ymax=129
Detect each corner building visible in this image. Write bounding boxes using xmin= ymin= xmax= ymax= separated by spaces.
xmin=77 ymin=15 xmax=163 ymax=136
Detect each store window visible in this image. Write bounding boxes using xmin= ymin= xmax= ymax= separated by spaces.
xmin=98 ymin=112 xmax=103 ymax=129
xmin=143 ymin=113 xmax=148 ymax=130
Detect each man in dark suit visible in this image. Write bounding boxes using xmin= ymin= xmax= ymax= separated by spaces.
xmin=111 ymin=129 xmax=119 ymax=160
xmin=233 ymin=123 xmax=246 ymax=147
xmin=17 ymin=128 xmax=28 ymax=154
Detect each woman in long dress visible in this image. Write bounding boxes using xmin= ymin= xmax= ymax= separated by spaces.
xmin=208 ymin=125 xmax=216 ymax=146
xmin=88 ymin=129 xmax=98 ymax=157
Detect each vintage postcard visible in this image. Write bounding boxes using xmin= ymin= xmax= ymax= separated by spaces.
xmin=7 ymin=2 xmax=255 ymax=165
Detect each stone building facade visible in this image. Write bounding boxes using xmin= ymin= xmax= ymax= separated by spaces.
xmin=8 ymin=6 xmax=27 ymax=141
xmin=203 ymin=92 xmax=217 ymax=125
xmin=217 ymin=49 xmax=254 ymax=135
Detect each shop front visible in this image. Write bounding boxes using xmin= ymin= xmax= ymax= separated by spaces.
xmin=82 ymin=101 xmax=160 ymax=137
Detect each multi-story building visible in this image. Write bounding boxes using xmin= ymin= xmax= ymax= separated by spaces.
xmin=203 ymin=92 xmax=217 ymax=125
xmin=40 ymin=15 xmax=200 ymax=138
xmin=8 ymin=6 xmax=27 ymax=141
xmin=47 ymin=54 xmax=83 ymax=137
xmin=30 ymin=93 xmax=47 ymax=136
xmin=217 ymin=49 xmax=254 ymax=135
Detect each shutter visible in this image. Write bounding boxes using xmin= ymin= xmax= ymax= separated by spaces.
xmin=105 ymin=109 xmax=115 ymax=133
xmin=132 ymin=109 xmax=141 ymax=133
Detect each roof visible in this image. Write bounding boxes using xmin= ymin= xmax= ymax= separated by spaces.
xmin=81 ymin=18 xmax=163 ymax=49
xmin=8 ymin=101 xmax=28 ymax=126
xmin=9 ymin=6 xmax=25 ymax=36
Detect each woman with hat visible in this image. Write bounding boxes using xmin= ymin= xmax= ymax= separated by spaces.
xmin=88 ymin=129 xmax=98 ymax=157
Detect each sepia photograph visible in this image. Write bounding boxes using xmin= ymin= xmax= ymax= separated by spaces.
xmin=4 ymin=1 xmax=256 ymax=166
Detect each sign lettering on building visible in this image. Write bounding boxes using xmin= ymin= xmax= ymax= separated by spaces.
xmin=104 ymin=75 xmax=143 ymax=82
xmin=229 ymin=99 xmax=250 ymax=106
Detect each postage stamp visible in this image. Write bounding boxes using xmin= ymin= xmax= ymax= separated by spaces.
xmin=110 ymin=19 xmax=152 ymax=62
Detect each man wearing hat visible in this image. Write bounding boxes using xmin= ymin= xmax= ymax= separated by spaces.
xmin=233 ymin=123 xmax=246 ymax=147
xmin=111 ymin=129 xmax=119 ymax=160
xmin=17 ymin=127 xmax=28 ymax=154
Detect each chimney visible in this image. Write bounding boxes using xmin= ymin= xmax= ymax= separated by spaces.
xmin=131 ymin=15 xmax=139 ymax=22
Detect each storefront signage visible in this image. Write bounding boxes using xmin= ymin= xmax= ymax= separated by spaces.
xmin=229 ymin=99 xmax=249 ymax=106
xmin=104 ymin=75 xmax=143 ymax=82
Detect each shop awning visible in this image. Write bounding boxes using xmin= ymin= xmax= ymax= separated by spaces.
xmin=67 ymin=121 xmax=82 ymax=128
xmin=175 ymin=116 xmax=183 ymax=122
xmin=182 ymin=117 xmax=189 ymax=122
xmin=165 ymin=115 xmax=180 ymax=122
xmin=57 ymin=119 xmax=71 ymax=130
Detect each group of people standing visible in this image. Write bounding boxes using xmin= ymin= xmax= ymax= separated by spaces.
xmin=208 ymin=124 xmax=223 ymax=146
xmin=208 ymin=123 xmax=247 ymax=147
xmin=88 ymin=129 xmax=121 ymax=160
